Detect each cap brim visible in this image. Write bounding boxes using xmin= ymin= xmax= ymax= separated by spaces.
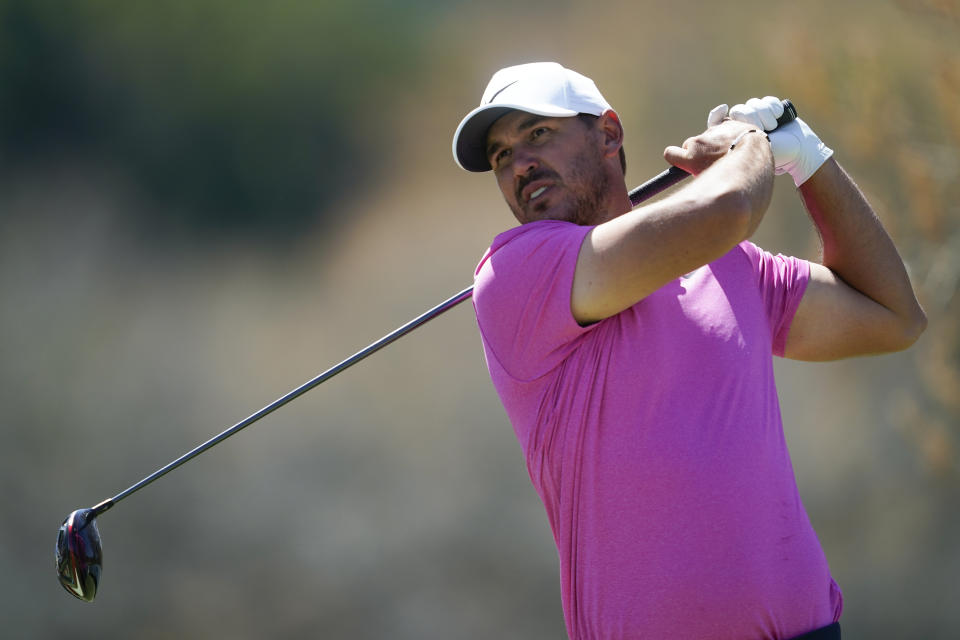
xmin=452 ymin=102 xmax=578 ymax=172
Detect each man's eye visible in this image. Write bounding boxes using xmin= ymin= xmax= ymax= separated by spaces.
xmin=531 ymin=127 xmax=548 ymax=139
xmin=494 ymin=148 xmax=511 ymax=165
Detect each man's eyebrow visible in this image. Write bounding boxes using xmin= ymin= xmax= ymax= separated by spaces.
xmin=486 ymin=115 xmax=552 ymax=161
xmin=516 ymin=114 xmax=550 ymax=132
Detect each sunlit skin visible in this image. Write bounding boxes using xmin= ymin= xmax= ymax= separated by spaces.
xmin=485 ymin=111 xmax=631 ymax=226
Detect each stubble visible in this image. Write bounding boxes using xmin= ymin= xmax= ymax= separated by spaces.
xmin=518 ymin=145 xmax=611 ymax=226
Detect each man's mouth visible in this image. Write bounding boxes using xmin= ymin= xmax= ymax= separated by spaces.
xmin=529 ymin=186 xmax=548 ymax=201
xmin=520 ymin=180 xmax=553 ymax=205
xmin=517 ymin=169 xmax=560 ymax=205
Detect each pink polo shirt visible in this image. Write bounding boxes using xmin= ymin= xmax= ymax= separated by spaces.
xmin=472 ymin=220 xmax=842 ymax=639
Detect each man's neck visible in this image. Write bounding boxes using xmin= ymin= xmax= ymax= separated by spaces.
xmin=591 ymin=184 xmax=633 ymax=225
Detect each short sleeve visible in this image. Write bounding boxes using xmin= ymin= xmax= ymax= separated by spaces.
xmin=738 ymin=241 xmax=811 ymax=357
xmin=473 ymin=221 xmax=595 ymax=380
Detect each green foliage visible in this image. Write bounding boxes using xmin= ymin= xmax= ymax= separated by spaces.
xmin=0 ymin=0 xmax=459 ymax=238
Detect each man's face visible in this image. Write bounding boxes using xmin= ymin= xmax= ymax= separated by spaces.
xmin=485 ymin=111 xmax=611 ymax=225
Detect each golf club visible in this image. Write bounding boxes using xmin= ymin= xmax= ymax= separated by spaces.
xmin=56 ymin=100 xmax=797 ymax=602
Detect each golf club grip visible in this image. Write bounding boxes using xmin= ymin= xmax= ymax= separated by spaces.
xmin=628 ymin=98 xmax=797 ymax=208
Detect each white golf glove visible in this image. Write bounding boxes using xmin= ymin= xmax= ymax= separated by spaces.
xmin=708 ymin=96 xmax=833 ymax=187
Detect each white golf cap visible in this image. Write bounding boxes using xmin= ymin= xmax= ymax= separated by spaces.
xmin=452 ymin=62 xmax=613 ymax=172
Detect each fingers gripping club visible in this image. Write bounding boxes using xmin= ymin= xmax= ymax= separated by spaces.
xmin=629 ymin=99 xmax=797 ymax=207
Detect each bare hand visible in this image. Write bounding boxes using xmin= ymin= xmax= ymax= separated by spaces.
xmin=663 ymin=119 xmax=756 ymax=175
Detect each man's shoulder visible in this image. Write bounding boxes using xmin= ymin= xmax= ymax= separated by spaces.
xmin=476 ymin=220 xmax=590 ymax=278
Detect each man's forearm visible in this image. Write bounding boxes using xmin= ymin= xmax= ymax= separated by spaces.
xmin=798 ymin=159 xmax=927 ymax=342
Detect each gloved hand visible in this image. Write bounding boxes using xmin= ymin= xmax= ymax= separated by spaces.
xmin=707 ymin=96 xmax=833 ymax=187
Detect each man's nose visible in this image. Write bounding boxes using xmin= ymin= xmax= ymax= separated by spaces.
xmin=511 ymin=145 xmax=540 ymax=176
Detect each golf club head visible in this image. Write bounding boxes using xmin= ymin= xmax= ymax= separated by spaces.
xmin=56 ymin=508 xmax=103 ymax=602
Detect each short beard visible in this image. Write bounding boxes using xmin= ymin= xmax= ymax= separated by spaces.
xmin=520 ymin=145 xmax=611 ymax=226
xmin=567 ymin=146 xmax=611 ymax=226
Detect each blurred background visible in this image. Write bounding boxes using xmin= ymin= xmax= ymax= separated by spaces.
xmin=2 ymin=0 xmax=957 ymax=637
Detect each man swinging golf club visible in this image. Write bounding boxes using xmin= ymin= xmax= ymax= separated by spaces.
xmin=453 ymin=62 xmax=926 ymax=639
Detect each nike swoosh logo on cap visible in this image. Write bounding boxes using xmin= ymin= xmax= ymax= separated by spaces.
xmin=486 ymin=80 xmax=519 ymax=104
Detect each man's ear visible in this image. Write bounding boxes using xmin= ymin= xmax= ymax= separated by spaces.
xmin=598 ymin=110 xmax=625 ymax=159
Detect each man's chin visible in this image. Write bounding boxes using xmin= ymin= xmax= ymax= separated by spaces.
xmin=520 ymin=199 xmax=575 ymax=224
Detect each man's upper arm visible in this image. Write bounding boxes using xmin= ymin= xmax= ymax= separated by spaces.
xmin=783 ymin=263 xmax=918 ymax=361
xmin=571 ymin=125 xmax=776 ymax=325
xmin=571 ymin=191 xmax=755 ymax=324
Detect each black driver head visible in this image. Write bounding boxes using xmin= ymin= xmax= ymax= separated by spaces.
xmin=56 ymin=508 xmax=103 ymax=602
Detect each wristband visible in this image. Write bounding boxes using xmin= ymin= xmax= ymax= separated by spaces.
xmin=729 ymin=129 xmax=770 ymax=150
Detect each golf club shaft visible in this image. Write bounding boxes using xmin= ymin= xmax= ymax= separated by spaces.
xmin=93 ymin=285 xmax=475 ymax=515
xmin=92 ymin=101 xmax=798 ymax=517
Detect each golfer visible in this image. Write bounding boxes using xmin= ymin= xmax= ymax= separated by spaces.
xmin=452 ymin=62 xmax=926 ymax=639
